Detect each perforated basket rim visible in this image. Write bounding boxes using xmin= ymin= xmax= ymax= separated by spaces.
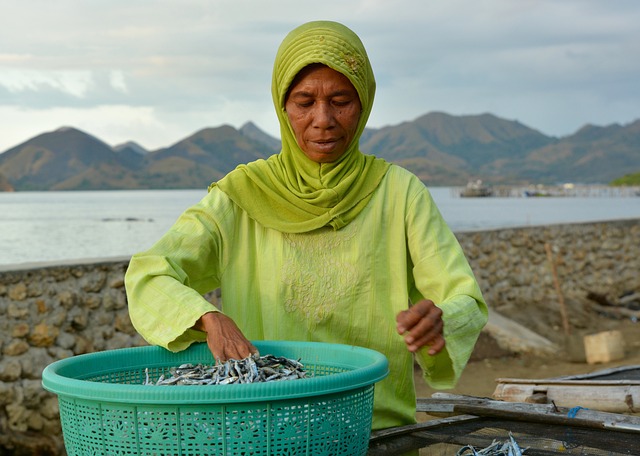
xmin=42 ymin=340 xmax=389 ymax=404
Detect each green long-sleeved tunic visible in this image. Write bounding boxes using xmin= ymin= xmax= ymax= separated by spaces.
xmin=125 ymin=164 xmax=488 ymax=430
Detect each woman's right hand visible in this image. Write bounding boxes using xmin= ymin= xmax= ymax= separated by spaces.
xmin=195 ymin=312 xmax=258 ymax=362
xmin=396 ymin=299 xmax=445 ymax=355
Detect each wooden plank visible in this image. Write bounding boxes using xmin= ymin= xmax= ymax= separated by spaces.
xmin=493 ymin=382 xmax=640 ymax=408
xmin=369 ymin=415 xmax=481 ymax=442
xmin=369 ymin=420 xmax=503 ymax=456
xmin=495 ymin=378 xmax=640 ymax=385
xmin=416 ymin=394 xmax=640 ymax=434
xmin=454 ymin=404 xmax=640 ymax=433
xmin=539 ymin=364 xmax=640 ymax=381
xmin=368 ymin=434 xmax=431 ymax=456
xmin=492 ymin=372 xmax=640 ymax=413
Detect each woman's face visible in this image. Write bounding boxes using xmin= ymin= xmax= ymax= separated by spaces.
xmin=284 ymin=65 xmax=361 ymax=163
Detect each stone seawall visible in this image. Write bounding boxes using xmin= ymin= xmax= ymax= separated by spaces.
xmin=458 ymin=218 xmax=640 ymax=341
xmin=0 ymin=219 xmax=638 ymax=455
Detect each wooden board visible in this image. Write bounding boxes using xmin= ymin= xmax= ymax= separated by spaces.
xmin=493 ymin=364 xmax=640 ymax=413
xmin=417 ymin=393 xmax=640 ymax=433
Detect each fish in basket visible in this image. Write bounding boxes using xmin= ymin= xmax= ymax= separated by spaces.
xmin=42 ymin=340 xmax=388 ymax=456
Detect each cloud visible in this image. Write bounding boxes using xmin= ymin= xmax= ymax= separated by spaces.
xmin=0 ymin=0 xmax=638 ymax=152
xmin=110 ymin=71 xmax=128 ymax=94
xmin=0 ymin=69 xmax=92 ymax=97
xmin=0 ymin=105 xmax=163 ymax=148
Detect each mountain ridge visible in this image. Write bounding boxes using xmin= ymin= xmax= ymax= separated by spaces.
xmin=1 ymin=112 xmax=638 ymax=191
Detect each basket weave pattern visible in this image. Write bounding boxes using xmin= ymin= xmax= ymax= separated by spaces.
xmin=58 ymin=389 xmax=373 ymax=455
xmin=43 ymin=341 xmax=388 ymax=456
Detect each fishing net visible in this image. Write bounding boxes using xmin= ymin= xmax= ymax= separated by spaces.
xmin=369 ymin=416 xmax=639 ymax=455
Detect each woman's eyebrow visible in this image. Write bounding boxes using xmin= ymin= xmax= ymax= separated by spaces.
xmin=288 ymin=90 xmax=314 ymax=98
xmin=290 ymin=89 xmax=356 ymax=98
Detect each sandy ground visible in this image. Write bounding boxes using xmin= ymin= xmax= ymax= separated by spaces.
xmin=414 ymin=318 xmax=640 ymax=411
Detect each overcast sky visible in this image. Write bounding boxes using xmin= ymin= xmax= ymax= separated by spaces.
xmin=1 ymin=0 xmax=639 ymax=153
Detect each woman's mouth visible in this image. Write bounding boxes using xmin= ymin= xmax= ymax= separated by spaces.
xmin=310 ymin=139 xmax=340 ymax=152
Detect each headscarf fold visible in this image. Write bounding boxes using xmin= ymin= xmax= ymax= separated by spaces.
xmin=212 ymin=21 xmax=390 ymax=233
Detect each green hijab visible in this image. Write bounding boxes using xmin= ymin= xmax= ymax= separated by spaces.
xmin=213 ymin=20 xmax=390 ymax=233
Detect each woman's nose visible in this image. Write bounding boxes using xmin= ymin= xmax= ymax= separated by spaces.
xmin=312 ymin=102 xmax=335 ymax=128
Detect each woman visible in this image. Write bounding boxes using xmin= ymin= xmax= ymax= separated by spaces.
xmin=125 ymin=20 xmax=488 ymax=430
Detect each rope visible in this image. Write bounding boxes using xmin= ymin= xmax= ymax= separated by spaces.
xmin=567 ymin=406 xmax=588 ymax=418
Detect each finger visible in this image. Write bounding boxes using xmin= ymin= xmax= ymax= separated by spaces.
xmin=403 ymin=306 xmax=442 ymax=342
xmin=396 ymin=305 xmax=426 ymax=333
xmin=428 ymin=336 xmax=446 ymax=355
xmin=203 ymin=312 xmax=256 ymax=361
xmin=208 ymin=338 xmax=226 ymax=364
xmin=402 ymin=302 xmax=444 ymax=353
xmin=409 ymin=333 xmax=446 ymax=355
xmin=397 ymin=300 xmax=437 ymax=333
xmin=405 ymin=318 xmax=444 ymax=353
xmin=207 ymin=332 xmax=253 ymax=362
xmin=210 ymin=343 xmax=248 ymax=363
xmin=404 ymin=314 xmax=442 ymax=345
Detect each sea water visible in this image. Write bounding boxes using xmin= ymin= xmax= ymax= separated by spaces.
xmin=1 ymin=188 xmax=638 ymax=266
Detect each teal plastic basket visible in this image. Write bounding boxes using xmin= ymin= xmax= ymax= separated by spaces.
xmin=42 ymin=341 xmax=388 ymax=456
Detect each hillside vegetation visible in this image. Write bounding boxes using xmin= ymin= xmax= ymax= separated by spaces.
xmin=610 ymin=172 xmax=640 ymax=186
xmin=1 ymin=113 xmax=638 ymax=191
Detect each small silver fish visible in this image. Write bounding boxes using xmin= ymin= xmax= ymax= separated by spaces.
xmin=456 ymin=433 xmax=527 ymax=456
xmin=146 ymin=354 xmax=309 ymax=386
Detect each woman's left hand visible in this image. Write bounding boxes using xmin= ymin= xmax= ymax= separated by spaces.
xmin=396 ymin=299 xmax=445 ymax=355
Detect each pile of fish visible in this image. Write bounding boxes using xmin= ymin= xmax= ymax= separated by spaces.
xmin=144 ymin=354 xmax=309 ymax=386
xmin=456 ymin=433 xmax=527 ymax=456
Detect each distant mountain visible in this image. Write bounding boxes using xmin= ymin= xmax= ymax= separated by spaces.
xmin=511 ymin=120 xmax=640 ymax=184
xmin=114 ymin=141 xmax=148 ymax=155
xmin=240 ymin=122 xmax=281 ymax=154
xmin=0 ymin=124 xmax=276 ymax=190
xmin=0 ymin=127 xmax=136 ymax=190
xmin=359 ymin=112 xmax=640 ymax=185
xmin=139 ymin=124 xmax=273 ymax=188
xmin=360 ymin=112 xmax=555 ymax=184
xmin=1 ymin=113 xmax=639 ymax=191
xmin=0 ymin=172 xmax=13 ymax=191
xmin=113 ymin=141 xmax=148 ymax=171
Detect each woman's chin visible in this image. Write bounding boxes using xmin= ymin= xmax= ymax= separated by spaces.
xmin=303 ymin=143 xmax=347 ymax=163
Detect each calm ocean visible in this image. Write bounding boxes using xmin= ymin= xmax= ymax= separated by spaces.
xmin=1 ymin=188 xmax=639 ymax=267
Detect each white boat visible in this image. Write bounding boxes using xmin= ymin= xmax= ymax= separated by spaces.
xmin=460 ymin=179 xmax=492 ymax=197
